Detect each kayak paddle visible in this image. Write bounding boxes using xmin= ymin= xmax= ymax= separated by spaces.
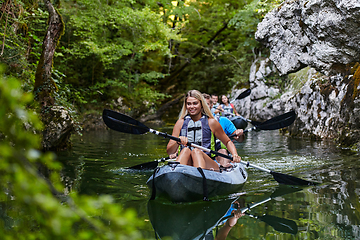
xmin=221 ymin=185 xmax=301 ymax=234
xmin=240 ymin=186 xmax=301 ymax=234
xmin=228 ymin=110 xmax=296 ymax=138
xmin=127 ymin=156 xmax=171 ymax=170
xmin=102 ymin=109 xmax=317 ymax=186
xmin=230 ymin=88 xmax=251 ymax=103
xmin=225 ymin=112 xmax=262 ymax=127
xmin=247 ymin=110 xmax=296 ymax=132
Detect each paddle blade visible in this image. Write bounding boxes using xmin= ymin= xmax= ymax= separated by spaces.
xmin=271 ymin=171 xmax=317 ymax=186
xmin=249 ymin=120 xmax=262 ymax=127
xmin=127 ymin=157 xmax=170 ymax=170
xmin=236 ymin=88 xmax=251 ymax=100
xmin=259 ymin=215 xmax=298 ymax=234
xmin=127 ymin=161 xmax=159 ymax=170
xmin=257 ymin=110 xmax=296 ymax=130
xmin=102 ymin=109 xmax=149 ymax=134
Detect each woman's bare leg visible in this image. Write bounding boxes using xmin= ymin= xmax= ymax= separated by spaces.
xmin=177 ymin=147 xmax=193 ymax=166
xmin=191 ymin=149 xmax=219 ymax=170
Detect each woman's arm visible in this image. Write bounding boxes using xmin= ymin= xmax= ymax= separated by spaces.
xmin=209 ymin=119 xmax=241 ymax=162
xmin=166 ymin=119 xmax=184 ymax=155
xmin=232 ymin=104 xmax=240 ymax=116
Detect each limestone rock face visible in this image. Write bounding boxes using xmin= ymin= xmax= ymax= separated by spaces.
xmin=284 ymin=72 xmax=357 ymax=140
xmin=232 ymin=58 xmax=360 ymax=150
xmin=233 ymin=58 xmax=284 ymax=122
xmin=255 ymin=0 xmax=360 ymax=76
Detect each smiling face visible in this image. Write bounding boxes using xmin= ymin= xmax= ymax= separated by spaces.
xmin=221 ymin=95 xmax=229 ymax=104
xmin=186 ymin=96 xmax=202 ymax=117
xmin=211 ymin=95 xmax=218 ymax=104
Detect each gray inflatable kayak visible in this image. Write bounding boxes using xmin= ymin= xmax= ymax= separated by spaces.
xmin=146 ymin=162 xmax=247 ymax=202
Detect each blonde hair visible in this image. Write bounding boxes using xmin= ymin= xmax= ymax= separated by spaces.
xmin=178 ymin=90 xmax=214 ymax=119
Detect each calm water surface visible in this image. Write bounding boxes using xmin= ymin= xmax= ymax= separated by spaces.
xmin=57 ymin=127 xmax=360 ymax=239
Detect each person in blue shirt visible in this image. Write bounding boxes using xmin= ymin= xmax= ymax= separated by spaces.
xmin=203 ymin=93 xmax=245 ymax=167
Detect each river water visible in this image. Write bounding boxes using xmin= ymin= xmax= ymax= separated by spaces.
xmin=57 ymin=126 xmax=360 ymax=239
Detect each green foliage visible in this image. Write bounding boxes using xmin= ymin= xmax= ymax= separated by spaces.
xmin=161 ymin=0 xmax=249 ymax=95
xmin=0 ymin=0 xmax=49 ymax=90
xmin=2 ymin=0 xmax=285 ymax=118
xmin=54 ymin=0 xmax=180 ymax=111
xmin=159 ymin=0 xmax=285 ymax=96
xmin=0 ymin=66 xmax=145 ymax=239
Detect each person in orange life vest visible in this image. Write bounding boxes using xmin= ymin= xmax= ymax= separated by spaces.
xmin=217 ymin=95 xmax=240 ymax=119
xmin=166 ymin=90 xmax=241 ymax=170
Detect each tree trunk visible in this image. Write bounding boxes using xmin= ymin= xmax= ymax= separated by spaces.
xmin=34 ymin=0 xmax=64 ymax=107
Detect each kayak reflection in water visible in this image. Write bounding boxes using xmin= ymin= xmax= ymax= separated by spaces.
xmin=166 ymin=90 xmax=241 ymax=170
xmin=147 ymin=197 xmax=243 ymax=240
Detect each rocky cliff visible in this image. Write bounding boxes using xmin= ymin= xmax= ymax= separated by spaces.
xmin=233 ymin=0 xmax=360 ymax=150
xmin=255 ymin=0 xmax=360 ymax=76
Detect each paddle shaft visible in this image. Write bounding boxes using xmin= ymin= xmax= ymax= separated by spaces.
xmin=148 ymin=128 xmax=233 ymax=161
xmin=228 ymin=126 xmax=271 ymax=138
xmin=149 ymin=128 xmax=273 ymax=172
xmin=240 ymin=197 xmax=271 ymax=213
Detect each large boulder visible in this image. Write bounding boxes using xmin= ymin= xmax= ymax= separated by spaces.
xmin=232 ymin=58 xmax=283 ymax=122
xmin=41 ymin=106 xmax=74 ymax=150
xmin=232 ymin=58 xmax=360 ymax=150
xmin=284 ymin=68 xmax=360 ymax=143
xmin=255 ymin=0 xmax=360 ymax=76
xmin=240 ymin=0 xmax=360 ymax=150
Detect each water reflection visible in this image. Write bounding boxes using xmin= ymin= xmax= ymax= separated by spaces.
xmin=148 ymin=185 xmax=303 ymax=239
xmin=148 ymin=198 xmax=235 ymax=239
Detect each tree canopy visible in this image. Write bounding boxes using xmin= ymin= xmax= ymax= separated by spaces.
xmin=1 ymin=0 xmax=283 ymax=117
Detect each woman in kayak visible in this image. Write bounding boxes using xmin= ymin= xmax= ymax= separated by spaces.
xmin=218 ymin=95 xmax=240 ymax=119
xmin=166 ymin=90 xmax=241 ymax=170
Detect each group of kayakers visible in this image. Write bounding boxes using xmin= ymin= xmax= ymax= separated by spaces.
xmin=211 ymin=94 xmax=240 ymax=118
xmin=166 ymin=89 xmax=245 ymax=170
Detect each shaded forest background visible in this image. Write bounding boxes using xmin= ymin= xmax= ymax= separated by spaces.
xmin=1 ymin=0 xmax=283 ymax=121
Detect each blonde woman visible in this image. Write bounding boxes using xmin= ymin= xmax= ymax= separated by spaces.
xmin=166 ymin=90 xmax=241 ymax=170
